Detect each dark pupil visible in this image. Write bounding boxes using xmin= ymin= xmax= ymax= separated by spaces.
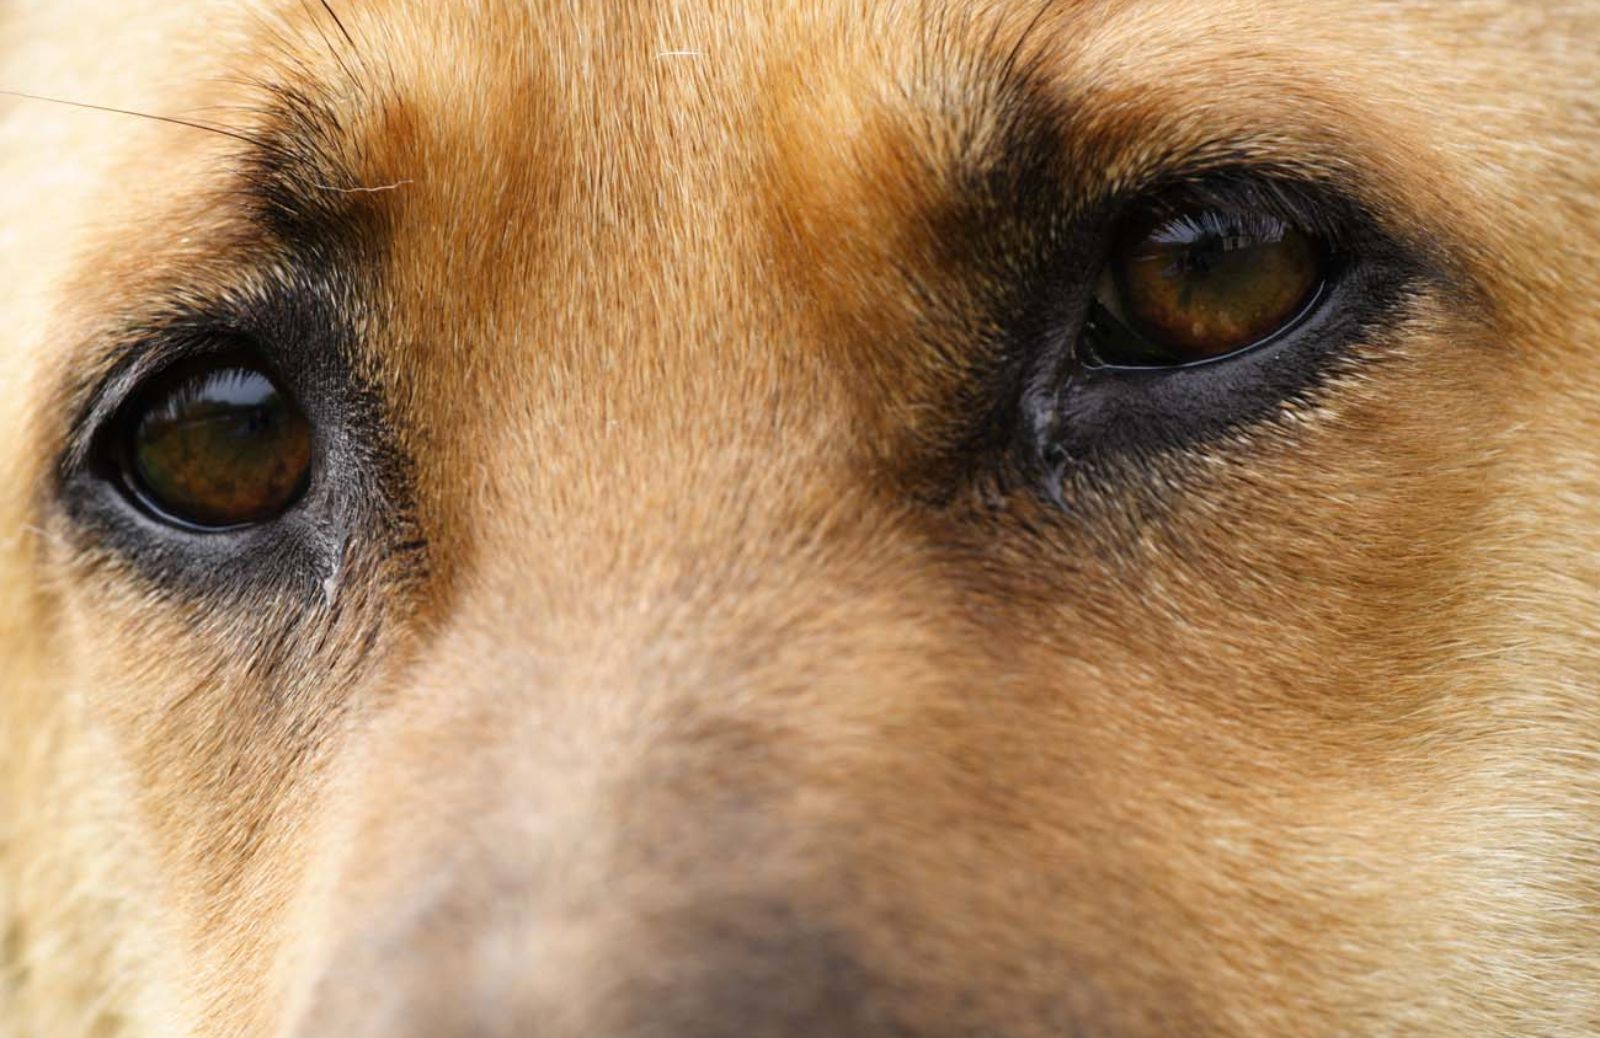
xmin=129 ymin=367 xmax=311 ymax=528
xmin=1171 ymin=233 xmax=1237 ymax=281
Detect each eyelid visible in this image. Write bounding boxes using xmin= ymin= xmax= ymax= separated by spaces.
xmin=1082 ymin=169 xmax=1377 ymax=260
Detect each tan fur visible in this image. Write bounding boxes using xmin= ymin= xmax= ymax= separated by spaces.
xmin=2 ymin=1 xmax=1598 ymax=1035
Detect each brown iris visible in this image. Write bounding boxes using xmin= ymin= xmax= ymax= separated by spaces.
xmin=123 ymin=362 xmax=311 ymax=529
xmin=1090 ymin=203 xmax=1326 ymax=365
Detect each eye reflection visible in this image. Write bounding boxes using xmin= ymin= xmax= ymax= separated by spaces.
xmin=120 ymin=363 xmax=312 ymax=530
xmin=1085 ymin=202 xmax=1329 ymax=367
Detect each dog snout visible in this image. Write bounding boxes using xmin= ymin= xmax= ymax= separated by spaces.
xmin=283 ymin=665 xmax=913 ymax=1038
xmin=291 ymin=890 xmax=899 ymax=1038
xmin=279 ymin=549 xmax=1117 ymax=1037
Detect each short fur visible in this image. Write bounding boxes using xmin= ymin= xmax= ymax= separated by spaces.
xmin=2 ymin=1 xmax=1598 ymax=1035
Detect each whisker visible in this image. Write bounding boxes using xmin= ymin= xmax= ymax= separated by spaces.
xmin=999 ymin=1 xmax=1056 ymax=91
xmin=312 ymin=178 xmax=413 ymax=194
xmin=317 ymin=0 xmax=359 ymax=52
xmin=0 ymin=89 xmax=256 ymax=147
xmin=298 ymin=0 xmax=359 ymax=85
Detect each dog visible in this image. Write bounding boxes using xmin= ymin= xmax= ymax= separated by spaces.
xmin=2 ymin=0 xmax=1597 ymax=1034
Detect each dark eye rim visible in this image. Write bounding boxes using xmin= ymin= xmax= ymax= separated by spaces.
xmin=48 ymin=248 xmax=426 ymax=602
xmin=54 ymin=314 xmax=362 ymax=601
xmin=90 ymin=345 xmax=316 ymax=535
xmin=993 ymin=169 xmax=1430 ymax=486
xmin=1080 ymin=261 xmax=1341 ymax=373
xmin=1020 ymin=250 xmax=1416 ymax=479
xmin=1075 ymin=185 xmax=1346 ymax=371
xmin=108 ymin=354 xmax=314 ymax=534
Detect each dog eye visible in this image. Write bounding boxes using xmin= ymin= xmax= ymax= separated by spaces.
xmin=110 ymin=359 xmax=312 ymax=530
xmin=1082 ymin=202 xmax=1329 ymax=367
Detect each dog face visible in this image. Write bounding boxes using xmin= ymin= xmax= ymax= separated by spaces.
xmin=3 ymin=1 xmax=1598 ymax=1035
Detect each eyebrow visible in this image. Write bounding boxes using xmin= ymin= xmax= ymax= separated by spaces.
xmin=47 ymin=83 xmax=393 ymax=479
xmin=234 ymin=82 xmax=395 ymax=253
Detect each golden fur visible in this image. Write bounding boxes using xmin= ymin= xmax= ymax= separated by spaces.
xmin=2 ymin=1 xmax=1598 ymax=1034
